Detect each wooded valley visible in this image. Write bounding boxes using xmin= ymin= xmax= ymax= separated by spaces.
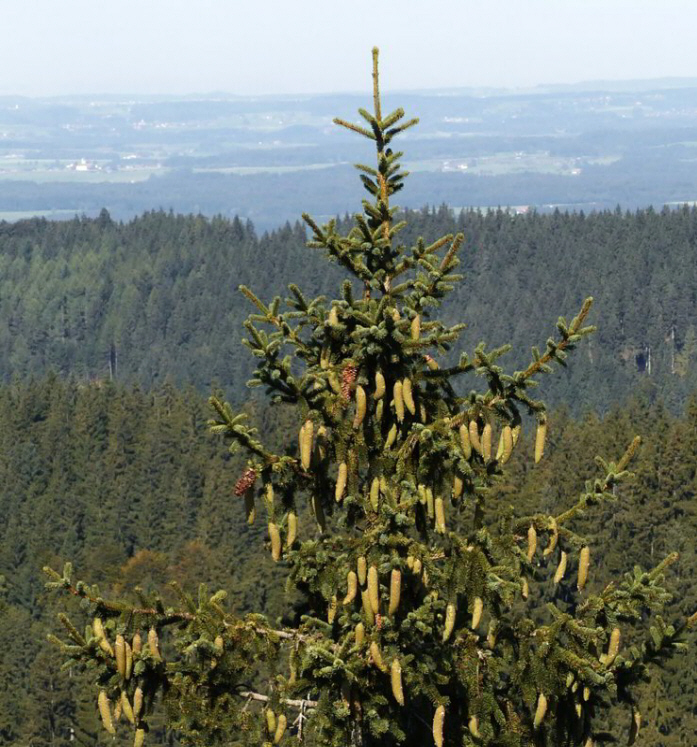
xmin=1 ymin=204 xmax=697 ymax=745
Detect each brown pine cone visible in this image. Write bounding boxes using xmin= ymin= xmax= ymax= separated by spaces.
xmin=341 ymin=364 xmax=358 ymax=401
xmin=234 ymin=467 xmax=257 ymax=496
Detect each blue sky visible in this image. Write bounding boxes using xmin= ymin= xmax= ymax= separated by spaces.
xmin=2 ymin=0 xmax=696 ymax=96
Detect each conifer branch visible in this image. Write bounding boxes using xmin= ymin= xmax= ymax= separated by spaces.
xmin=44 ymin=567 xmax=196 ymax=621
xmin=481 ymin=297 xmax=596 ymax=413
xmin=240 ymin=284 xmax=316 ymax=360
xmin=239 ymin=284 xmax=269 ymax=315
xmin=208 ymin=396 xmax=275 ymax=460
xmin=553 ymin=439 xmax=640 ymax=528
xmin=381 ymin=107 xmax=405 ymax=129
xmin=333 ymin=118 xmax=375 ymax=140
xmin=385 ymin=118 xmax=419 ymax=141
xmin=439 ymin=233 xmax=463 ymax=271
xmin=616 ymin=435 xmax=642 ymax=472
xmin=518 ymin=297 xmax=595 ymax=383
xmin=45 ymin=566 xmax=309 ymax=643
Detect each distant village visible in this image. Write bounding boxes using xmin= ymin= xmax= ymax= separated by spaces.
xmin=64 ymin=155 xmax=160 ymax=173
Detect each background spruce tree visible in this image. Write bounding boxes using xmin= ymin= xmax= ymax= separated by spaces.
xmin=46 ymin=50 xmax=695 ymax=747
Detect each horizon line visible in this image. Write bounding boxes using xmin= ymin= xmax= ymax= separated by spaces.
xmin=3 ymin=75 xmax=697 ymax=102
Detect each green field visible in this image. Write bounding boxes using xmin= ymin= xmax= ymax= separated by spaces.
xmin=0 ymin=209 xmax=83 ymax=221
xmin=409 ymin=152 xmax=621 ymax=176
xmin=0 ymin=167 xmax=159 ymax=183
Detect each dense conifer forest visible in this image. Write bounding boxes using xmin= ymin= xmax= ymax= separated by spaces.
xmin=0 ymin=377 xmax=695 ymax=744
xmin=2 ymin=206 xmax=697 ymax=412
xmin=2 ymin=204 xmax=697 ymax=745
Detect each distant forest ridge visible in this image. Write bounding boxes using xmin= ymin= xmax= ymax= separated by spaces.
xmin=2 ymin=205 xmax=697 ymax=412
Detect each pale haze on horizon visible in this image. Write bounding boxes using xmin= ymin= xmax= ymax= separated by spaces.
xmin=2 ymin=0 xmax=696 ymax=97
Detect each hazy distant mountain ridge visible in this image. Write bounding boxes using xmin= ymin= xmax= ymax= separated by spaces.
xmin=3 ymin=82 xmax=697 ymax=227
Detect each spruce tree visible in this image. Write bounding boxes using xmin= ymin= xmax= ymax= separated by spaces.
xmin=46 ymin=49 xmax=695 ymax=747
